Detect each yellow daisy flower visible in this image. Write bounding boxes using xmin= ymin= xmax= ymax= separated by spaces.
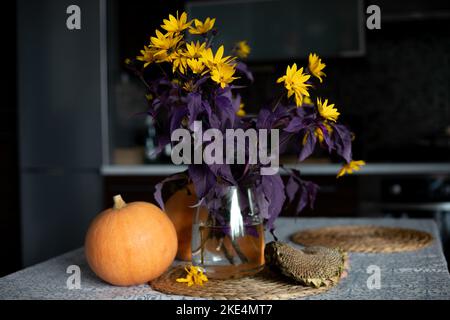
xmin=317 ymin=98 xmax=340 ymax=122
xmin=234 ymin=40 xmax=251 ymax=59
xmin=277 ymin=63 xmax=311 ymax=107
xmin=200 ymin=45 xmax=235 ymax=70
xmin=189 ymin=17 xmax=216 ymax=35
xmin=337 ymin=160 xmax=366 ymax=178
xmin=308 ymin=53 xmax=326 ymax=83
xmin=176 ymin=265 xmax=208 ymax=287
xmin=161 ymin=11 xmax=191 ymax=34
xmin=172 ymin=50 xmax=188 ymax=74
xmin=185 ymin=41 xmax=207 ymax=59
xmin=236 ymin=103 xmax=246 ymax=116
xmin=187 ymin=58 xmax=205 ymax=74
xmin=150 ymin=30 xmax=182 ymax=62
xmin=136 ymin=46 xmax=155 ymax=68
xmin=211 ymin=63 xmax=239 ymax=88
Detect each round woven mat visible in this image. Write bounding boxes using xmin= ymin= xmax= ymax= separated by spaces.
xmin=151 ymin=265 xmax=343 ymax=300
xmin=291 ymin=225 xmax=433 ymax=253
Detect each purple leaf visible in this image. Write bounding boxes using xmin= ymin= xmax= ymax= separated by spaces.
xmin=187 ymin=92 xmax=203 ymax=126
xmin=208 ymin=163 xmax=236 ymax=184
xmin=296 ymin=180 xmax=319 ymax=213
xmin=255 ymin=109 xmax=272 ymax=130
xmin=317 ymin=123 xmax=333 ymax=153
xmin=153 ymin=172 xmax=189 ymax=210
xmin=262 ymin=174 xmax=286 ymax=230
xmin=304 ymin=180 xmax=319 ymax=210
xmin=256 ymin=106 xmax=289 ymax=130
xmin=284 ymin=117 xmax=305 ymax=133
xmin=188 ymin=164 xmax=217 ymax=200
xmin=215 ymin=94 xmax=236 ymax=129
xmin=285 ymin=175 xmax=300 ymax=203
xmin=170 ymin=106 xmax=188 ymax=132
xmin=232 ymin=94 xmax=241 ymax=113
xmin=284 ymin=169 xmax=319 ymax=215
xmin=195 ymin=76 xmax=209 ymax=87
xmin=235 ymin=62 xmax=254 ymax=82
xmin=332 ymin=124 xmax=353 ymax=163
xmin=299 ymin=129 xmax=317 ymax=161
xmin=254 ymin=184 xmax=270 ymax=220
xmin=202 ymin=100 xmax=212 ymax=119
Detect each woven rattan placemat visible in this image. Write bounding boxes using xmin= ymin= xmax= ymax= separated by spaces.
xmin=150 ymin=265 xmax=344 ymax=300
xmin=291 ymin=225 xmax=433 ymax=253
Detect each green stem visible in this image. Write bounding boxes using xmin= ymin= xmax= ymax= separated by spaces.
xmin=138 ymin=73 xmax=152 ymax=91
xmin=272 ymin=93 xmax=284 ymax=112
xmin=230 ymin=238 xmax=249 ymax=264
xmin=218 ymin=237 xmax=235 ymax=265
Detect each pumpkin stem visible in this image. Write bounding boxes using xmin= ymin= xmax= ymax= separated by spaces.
xmin=113 ymin=194 xmax=127 ymax=210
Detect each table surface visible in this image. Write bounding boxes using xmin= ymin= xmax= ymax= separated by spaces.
xmin=1 ymin=218 xmax=450 ymax=300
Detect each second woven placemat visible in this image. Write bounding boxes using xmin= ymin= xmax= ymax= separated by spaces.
xmin=150 ymin=265 xmax=344 ymax=300
xmin=291 ymin=225 xmax=433 ymax=253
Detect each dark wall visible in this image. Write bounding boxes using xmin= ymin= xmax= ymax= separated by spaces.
xmin=329 ymin=18 xmax=450 ymax=161
xmin=17 ymin=0 xmax=104 ymax=268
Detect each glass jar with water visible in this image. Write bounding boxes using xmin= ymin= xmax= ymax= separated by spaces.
xmin=191 ymin=186 xmax=265 ymax=279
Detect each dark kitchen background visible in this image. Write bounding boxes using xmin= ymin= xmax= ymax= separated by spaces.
xmin=2 ymin=0 xmax=450 ymax=276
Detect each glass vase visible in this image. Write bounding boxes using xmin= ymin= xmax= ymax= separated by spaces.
xmin=191 ymin=186 xmax=265 ymax=279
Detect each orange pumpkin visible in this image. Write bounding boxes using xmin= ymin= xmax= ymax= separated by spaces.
xmin=85 ymin=195 xmax=177 ymax=286
xmin=165 ymin=185 xmax=197 ymax=261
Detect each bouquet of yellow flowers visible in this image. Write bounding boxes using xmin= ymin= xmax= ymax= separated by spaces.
xmin=126 ymin=11 xmax=364 ymax=232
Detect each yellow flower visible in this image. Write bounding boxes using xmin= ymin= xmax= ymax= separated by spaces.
xmin=150 ymin=30 xmax=182 ymax=62
xmin=161 ymin=11 xmax=191 ymax=34
xmin=172 ymin=51 xmax=187 ymax=74
xmin=308 ymin=53 xmax=326 ymax=83
xmin=210 ymin=63 xmax=239 ymax=88
xmin=176 ymin=265 xmax=208 ymax=287
xmin=185 ymin=41 xmax=206 ymax=59
xmin=317 ymin=98 xmax=340 ymax=122
xmin=303 ymin=96 xmax=313 ymax=105
xmin=234 ymin=40 xmax=251 ymax=59
xmin=337 ymin=160 xmax=366 ymax=178
xmin=200 ymin=45 xmax=234 ymax=70
xmin=189 ymin=17 xmax=215 ymax=35
xmin=236 ymin=103 xmax=246 ymax=116
xmin=187 ymin=58 xmax=205 ymax=74
xmin=277 ymin=63 xmax=311 ymax=107
xmin=136 ymin=46 xmax=155 ymax=68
